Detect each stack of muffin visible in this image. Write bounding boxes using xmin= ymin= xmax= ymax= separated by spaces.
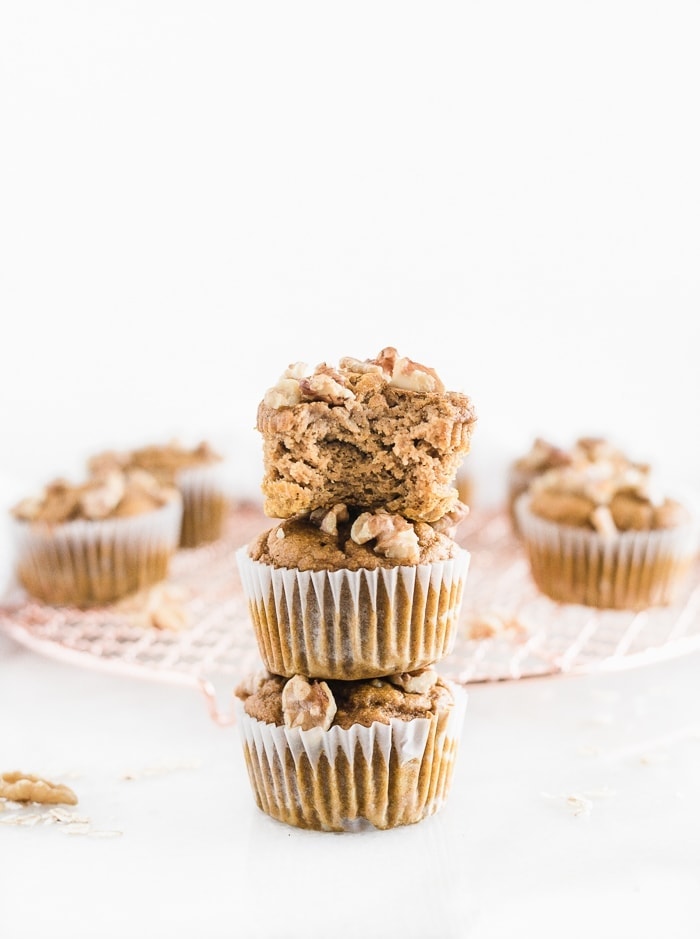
xmin=234 ymin=347 xmax=478 ymax=832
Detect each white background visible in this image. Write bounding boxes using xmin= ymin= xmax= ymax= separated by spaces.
xmin=2 ymin=4 xmax=700 ymax=938
xmin=2 ymin=1 xmax=699 ymax=504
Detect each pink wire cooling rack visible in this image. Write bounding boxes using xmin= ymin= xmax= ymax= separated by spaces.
xmin=1 ymin=502 xmax=699 ymax=724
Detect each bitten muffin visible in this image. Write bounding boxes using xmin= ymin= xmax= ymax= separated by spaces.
xmin=236 ymin=503 xmax=470 ymax=679
xmin=10 ymin=469 xmax=182 ymax=606
xmin=516 ymin=460 xmax=698 ymax=610
xmin=89 ymin=440 xmax=230 ymax=548
xmin=257 ymin=347 xmax=477 ymax=524
xmin=234 ymin=667 xmax=467 ymax=832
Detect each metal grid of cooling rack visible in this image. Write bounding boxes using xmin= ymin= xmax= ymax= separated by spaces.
xmin=1 ymin=502 xmax=699 ymax=723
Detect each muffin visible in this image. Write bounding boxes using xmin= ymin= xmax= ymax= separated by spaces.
xmin=10 ymin=469 xmax=182 ymax=606
xmin=89 ymin=440 xmax=230 ymax=548
xmin=234 ymin=667 xmax=467 ymax=832
xmin=236 ymin=503 xmax=470 ymax=680
xmin=515 ymin=460 xmax=698 ymax=610
xmin=257 ymin=347 xmax=477 ymax=523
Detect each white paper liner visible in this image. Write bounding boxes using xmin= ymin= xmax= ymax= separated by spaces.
xmin=515 ymin=492 xmax=700 ymax=610
xmin=236 ymin=546 xmax=471 ymax=679
xmin=176 ymin=462 xmax=232 ymax=547
xmin=235 ymin=682 xmax=467 ymax=832
xmin=11 ymin=497 xmax=183 ymax=606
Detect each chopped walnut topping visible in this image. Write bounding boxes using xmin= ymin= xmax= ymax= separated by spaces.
xmin=374 ymin=346 xmax=445 ymax=393
xmin=309 ymin=503 xmax=349 ymax=536
xmin=264 ymin=378 xmax=303 ymax=409
xmin=431 ymin=502 xmax=469 ymax=538
xmin=387 ymin=667 xmax=438 ymax=694
xmin=11 ymin=496 xmax=44 ymax=522
xmin=281 ymin=675 xmax=337 ymax=731
xmin=338 ymin=356 xmax=384 ymax=375
xmin=590 ymin=505 xmax=617 ymax=537
xmin=0 ymin=771 xmax=78 ymax=806
xmin=350 ymin=511 xmax=420 ymax=564
xmin=298 ymin=371 xmax=355 ymax=405
xmin=80 ymin=471 xmax=126 ymax=519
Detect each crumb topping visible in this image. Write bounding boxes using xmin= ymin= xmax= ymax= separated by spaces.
xmin=528 ymin=462 xmax=690 ymax=533
xmin=248 ymin=506 xmax=460 ymax=572
xmin=11 ymin=469 xmax=179 ymax=524
xmin=263 ymin=347 xmax=446 ymax=409
xmin=89 ymin=440 xmax=222 ymax=484
xmin=235 ymin=667 xmax=452 ymax=730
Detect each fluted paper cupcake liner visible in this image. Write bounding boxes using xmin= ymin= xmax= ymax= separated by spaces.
xmin=235 ymin=682 xmax=467 ymax=832
xmin=235 ymin=546 xmax=470 ymax=680
xmin=12 ymin=498 xmax=183 ymax=607
xmin=177 ymin=462 xmax=231 ymax=548
xmin=515 ymin=493 xmax=699 ymax=610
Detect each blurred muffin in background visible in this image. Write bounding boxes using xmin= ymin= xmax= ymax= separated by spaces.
xmin=10 ymin=469 xmax=182 ymax=606
xmin=515 ymin=459 xmax=698 ymax=610
xmin=89 ymin=440 xmax=231 ymax=548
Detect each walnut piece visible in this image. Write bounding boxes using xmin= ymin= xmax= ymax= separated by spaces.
xmin=299 ymin=371 xmax=355 ymax=405
xmin=281 ymin=675 xmax=337 ymax=731
xmin=264 ymin=378 xmax=303 ymax=409
xmin=387 ymin=667 xmax=437 ymax=694
xmin=0 ymin=771 xmax=78 ymax=805
xmin=309 ymin=502 xmax=349 ymax=536
xmin=80 ymin=470 xmax=126 ymax=519
xmin=350 ymin=511 xmax=420 ymax=564
xmin=374 ymin=346 xmax=445 ymax=393
xmin=112 ymin=584 xmax=190 ymax=631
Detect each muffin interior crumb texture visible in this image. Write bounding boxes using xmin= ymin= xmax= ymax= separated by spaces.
xmin=257 ymin=347 xmax=477 ymax=523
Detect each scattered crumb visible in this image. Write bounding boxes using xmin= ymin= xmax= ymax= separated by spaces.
xmin=0 ymin=804 xmax=122 ymax=837
xmin=122 ymin=759 xmax=202 ymax=781
xmin=542 ymin=786 xmax=615 ymax=817
xmin=111 ymin=584 xmax=191 ymax=631
xmin=465 ymin=610 xmax=530 ymax=641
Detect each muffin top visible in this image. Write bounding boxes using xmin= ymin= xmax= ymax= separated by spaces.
xmin=528 ymin=461 xmax=690 ymax=534
xmin=512 ymin=437 xmax=574 ymax=476
xmin=256 ymin=346 xmax=477 ymax=523
xmin=236 ymin=667 xmax=455 ymax=731
xmin=89 ymin=440 xmax=222 ymax=484
xmin=248 ymin=503 xmax=467 ymax=571
xmin=11 ymin=469 xmax=180 ymax=525
xmin=512 ymin=435 xmax=646 ymax=478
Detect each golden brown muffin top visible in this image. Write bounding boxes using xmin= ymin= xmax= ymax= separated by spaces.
xmin=236 ymin=668 xmax=454 ymax=731
xmin=248 ymin=503 xmax=466 ymax=571
xmin=11 ymin=469 xmax=179 ymax=524
xmin=528 ymin=462 xmax=690 ymax=534
xmin=89 ymin=440 xmax=222 ymax=484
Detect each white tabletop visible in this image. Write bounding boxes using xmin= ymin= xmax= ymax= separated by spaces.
xmin=2 ymin=625 xmax=699 ymax=939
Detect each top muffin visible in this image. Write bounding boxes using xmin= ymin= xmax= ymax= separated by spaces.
xmin=256 ymin=347 xmax=477 ymax=523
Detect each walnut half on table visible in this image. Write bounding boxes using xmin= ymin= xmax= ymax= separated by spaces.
xmin=0 ymin=771 xmax=78 ymax=805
